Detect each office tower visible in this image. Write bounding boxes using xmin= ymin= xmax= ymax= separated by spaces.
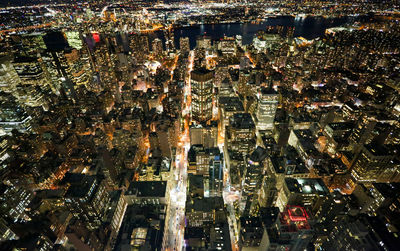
xmin=256 ymin=87 xmax=279 ymax=131
xmin=217 ymin=36 xmax=236 ymax=55
xmin=218 ymin=96 xmax=245 ymax=135
xmin=91 ymin=38 xmax=117 ymax=91
xmin=242 ymin=146 xmax=268 ymax=216
xmin=351 ymin=144 xmax=396 ymax=183
xmin=0 ymin=218 xmax=17 ymax=242
xmin=349 ymin=115 xmax=377 ymax=152
xmin=238 ymin=70 xmax=250 ymax=96
xmin=288 ymin=129 xmax=322 ymax=168
xmin=314 ymin=191 xmax=348 ymax=225
xmin=322 ymin=122 xmax=354 ymax=155
xmin=152 ymin=38 xmax=163 ymax=56
xmin=15 ymin=33 xmax=47 ymax=55
xmin=321 ymin=215 xmax=397 ymax=251
xmin=156 ymin=123 xmax=172 ymax=158
xmin=218 ymin=76 xmax=234 ymax=96
xmin=179 ymin=37 xmax=190 ymax=54
xmin=189 ymin=121 xmax=218 ymax=148
xmin=124 ymin=181 xmax=167 ymax=216
xmin=0 ymin=56 xmax=21 ymax=94
xmin=187 ymin=145 xmax=223 ymax=196
xmin=0 ymin=94 xmax=32 ymax=135
xmin=191 ymin=68 xmax=214 ymax=123
xmin=187 ymin=145 xmax=222 ymax=181
xmin=64 ymin=175 xmax=110 ymax=230
xmin=225 ymin=113 xmax=256 ymax=155
xmin=164 ymin=29 xmax=175 ymax=52
xmin=236 ymin=35 xmax=243 ymax=47
xmin=259 ymin=176 xmax=278 ymax=208
xmin=184 ymin=197 xmax=231 ymax=251
xmin=276 ymin=178 xmax=330 ymax=215
xmin=130 ymin=34 xmax=149 ymax=63
xmin=196 ymin=35 xmax=211 ymax=50
xmin=208 ymin=149 xmax=223 ymax=197
xmin=226 ymin=150 xmax=246 ymax=193
xmin=0 ymin=184 xmax=33 ymax=222
xmin=63 ymin=48 xmax=92 ymax=87
xmin=239 ymin=216 xmax=263 ymax=249
xmin=65 ymin=31 xmax=83 ymax=50
xmin=258 ymin=206 xmax=314 ymax=251
xmin=12 ymin=56 xmax=50 ymax=108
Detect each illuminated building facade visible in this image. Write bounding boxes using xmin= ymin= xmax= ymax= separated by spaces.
xmin=256 ymin=87 xmax=279 ymax=131
xmin=189 ymin=122 xmax=218 ymax=148
xmin=225 ymin=113 xmax=256 ymax=155
xmin=179 ymin=37 xmax=190 ymax=54
xmin=276 ymin=178 xmax=330 ymax=215
xmin=242 ymin=146 xmax=268 ymax=216
xmin=191 ymin=68 xmax=214 ymax=123
xmin=351 ymin=144 xmax=396 ymax=183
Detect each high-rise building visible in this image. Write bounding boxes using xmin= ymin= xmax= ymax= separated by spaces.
xmin=259 ymin=176 xmax=278 ymax=208
xmin=0 ymin=184 xmax=33 ymax=222
xmin=184 ymin=197 xmax=231 ymax=251
xmin=225 ymin=113 xmax=256 ymax=155
xmin=179 ymin=37 xmax=190 ymax=54
xmin=124 ymin=181 xmax=167 ymax=216
xmin=217 ymin=36 xmax=236 ymax=55
xmin=256 ymin=87 xmax=279 ymax=131
xmin=0 ymin=56 xmax=21 ymax=94
xmin=189 ymin=122 xmax=218 ymax=148
xmin=349 ymin=115 xmax=377 ymax=152
xmin=152 ymin=38 xmax=163 ymax=56
xmin=218 ymin=96 xmax=244 ymax=135
xmin=351 ymin=144 xmax=396 ymax=183
xmin=321 ymin=215 xmax=398 ymax=251
xmin=191 ymin=68 xmax=214 ymax=123
xmin=276 ymin=178 xmax=330 ymax=215
xmin=187 ymin=145 xmax=223 ymax=197
xmin=239 ymin=216 xmax=263 ymax=249
xmin=0 ymin=94 xmax=32 ymax=135
xmin=260 ymin=206 xmax=314 ymax=251
xmin=208 ymin=151 xmax=223 ymax=197
xmin=242 ymin=146 xmax=268 ymax=216
xmin=196 ymin=35 xmax=212 ymax=50
xmin=64 ymin=175 xmax=110 ymax=230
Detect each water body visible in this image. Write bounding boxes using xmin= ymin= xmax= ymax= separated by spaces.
xmin=150 ymin=15 xmax=369 ymax=49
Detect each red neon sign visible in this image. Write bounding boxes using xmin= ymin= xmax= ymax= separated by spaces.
xmin=92 ymin=32 xmax=100 ymax=43
xmin=286 ymin=205 xmax=309 ymax=222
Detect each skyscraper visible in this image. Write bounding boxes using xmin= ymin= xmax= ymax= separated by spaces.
xmin=256 ymin=87 xmax=279 ymax=131
xmin=225 ymin=113 xmax=256 ymax=155
xmin=179 ymin=37 xmax=190 ymax=54
xmin=242 ymin=146 xmax=268 ymax=216
xmin=152 ymin=38 xmax=163 ymax=56
xmin=191 ymin=68 xmax=214 ymax=123
xmin=351 ymin=144 xmax=396 ymax=183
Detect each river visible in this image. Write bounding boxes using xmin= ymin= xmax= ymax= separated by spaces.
xmin=149 ymin=15 xmax=370 ymax=49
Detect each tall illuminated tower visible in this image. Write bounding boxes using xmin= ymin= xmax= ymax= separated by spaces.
xmin=191 ymin=68 xmax=214 ymax=123
xmin=256 ymin=87 xmax=279 ymax=131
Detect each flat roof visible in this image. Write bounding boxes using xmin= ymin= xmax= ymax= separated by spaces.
xmin=219 ymin=96 xmax=244 ymax=112
xmin=230 ymin=113 xmax=255 ymax=129
xmin=126 ymin=181 xmax=167 ymax=198
xmin=285 ymin=178 xmax=329 ymax=195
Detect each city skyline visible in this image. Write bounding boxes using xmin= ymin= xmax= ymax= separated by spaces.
xmin=0 ymin=1 xmax=399 ymax=251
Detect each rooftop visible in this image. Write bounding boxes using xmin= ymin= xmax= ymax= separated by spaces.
xmin=219 ymin=96 xmax=244 ymax=112
xmin=186 ymin=197 xmax=224 ymax=212
xmin=285 ymin=178 xmax=329 ymax=195
xmin=126 ymin=181 xmax=167 ymax=198
xmin=372 ymin=183 xmax=400 ymax=199
xmin=230 ymin=113 xmax=255 ymax=129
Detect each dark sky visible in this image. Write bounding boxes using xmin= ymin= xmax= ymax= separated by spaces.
xmin=0 ymin=0 xmax=83 ymax=7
